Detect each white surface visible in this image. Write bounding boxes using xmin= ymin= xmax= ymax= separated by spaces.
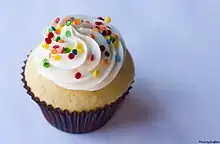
xmin=1 ymin=0 xmax=220 ymax=144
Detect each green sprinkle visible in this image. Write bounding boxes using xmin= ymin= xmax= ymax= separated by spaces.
xmin=48 ymin=28 xmax=52 ymax=32
xmin=55 ymin=36 xmax=61 ymax=42
xmin=64 ymin=48 xmax=71 ymax=53
xmin=66 ymin=31 xmax=71 ymax=37
xmin=43 ymin=62 xmax=50 ymax=68
xmin=66 ymin=21 xmax=72 ymax=26
xmin=110 ymin=35 xmax=116 ymax=42
xmin=43 ymin=58 xmax=48 ymax=63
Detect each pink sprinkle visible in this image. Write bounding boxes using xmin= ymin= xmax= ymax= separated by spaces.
xmin=97 ymin=17 xmax=104 ymax=21
xmin=55 ymin=17 xmax=60 ymax=23
xmin=53 ymin=45 xmax=59 ymax=49
xmin=85 ymin=21 xmax=90 ymax=24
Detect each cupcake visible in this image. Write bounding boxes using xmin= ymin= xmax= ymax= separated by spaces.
xmin=21 ymin=15 xmax=135 ymax=134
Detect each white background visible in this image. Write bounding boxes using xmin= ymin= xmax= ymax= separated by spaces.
xmin=1 ymin=0 xmax=220 ymax=144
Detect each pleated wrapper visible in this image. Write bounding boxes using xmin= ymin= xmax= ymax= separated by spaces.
xmin=21 ymin=57 xmax=133 ymax=134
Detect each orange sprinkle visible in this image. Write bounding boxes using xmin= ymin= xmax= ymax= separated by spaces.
xmin=103 ymin=59 xmax=109 ymax=66
xmin=113 ymin=34 xmax=119 ymax=39
xmin=99 ymin=25 xmax=106 ymax=30
xmin=55 ymin=29 xmax=61 ymax=35
xmin=58 ymin=39 xmax=65 ymax=43
xmin=90 ymin=34 xmax=95 ymax=39
xmin=51 ymin=49 xmax=57 ymax=54
xmin=74 ymin=19 xmax=81 ymax=25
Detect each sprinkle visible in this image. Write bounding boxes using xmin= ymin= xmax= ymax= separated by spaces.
xmin=48 ymin=32 xmax=54 ymax=38
xmin=74 ymin=19 xmax=81 ymax=25
xmin=106 ymin=39 xmax=111 ymax=44
xmin=54 ymin=55 xmax=61 ymax=61
xmin=114 ymin=40 xmax=119 ymax=48
xmin=48 ymin=28 xmax=52 ymax=32
xmin=64 ymin=48 xmax=71 ymax=53
xmin=58 ymin=39 xmax=65 ymax=43
xmin=101 ymin=30 xmax=107 ymax=36
xmin=42 ymin=58 xmax=50 ymax=68
xmin=99 ymin=25 xmax=106 ymax=30
xmin=66 ymin=31 xmax=71 ymax=37
xmin=76 ymin=42 xmax=83 ymax=49
xmin=110 ymin=35 xmax=116 ymax=42
xmin=104 ymin=16 xmax=111 ymax=23
xmin=72 ymin=49 xmax=78 ymax=55
xmin=95 ymin=21 xmax=103 ymax=25
xmin=66 ymin=21 xmax=72 ymax=26
xmin=104 ymin=51 xmax=110 ymax=57
xmin=75 ymin=72 xmax=81 ymax=79
xmin=77 ymin=47 xmax=84 ymax=53
xmin=51 ymin=26 xmax=56 ymax=31
xmin=106 ymin=29 xmax=112 ymax=35
xmin=55 ymin=17 xmax=60 ymax=23
xmin=103 ymin=59 xmax=109 ymax=66
xmin=99 ymin=45 xmax=105 ymax=52
xmin=68 ymin=53 xmax=75 ymax=60
xmin=115 ymin=55 xmax=121 ymax=62
xmin=113 ymin=34 xmax=119 ymax=39
xmin=95 ymin=26 xmax=100 ymax=29
xmin=97 ymin=17 xmax=104 ymax=21
xmin=45 ymin=38 xmax=52 ymax=44
xmin=93 ymin=70 xmax=99 ymax=77
xmin=43 ymin=62 xmax=50 ymax=68
xmin=106 ymin=35 xmax=111 ymax=40
xmin=85 ymin=20 xmax=90 ymax=24
xmin=106 ymin=26 xmax=111 ymax=29
xmin=90 ymin=34 xmax=95 ymax=39
xmin=43 ymin=58 xmax=48 ymax=63
xmin=90 ymin=54 xmax=94 ymax=61
xmin=42 ymin=43 xmax=49 ymax=49
xmin=55 ymin=29 xmax=61 ymax=35
xmin=53 ymin=45 xmax=59 ymax=49
xmin=70 ymin=17 xmax=75 ymax=21
xmin=51 ymin=49 xmax=57 ymax=54
xmin=55 ymin=36 xmax=61 ymax=42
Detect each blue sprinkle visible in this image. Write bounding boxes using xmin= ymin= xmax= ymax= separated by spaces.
xmin=72 ymin=49 xmax=78 ymax=55
xmin=70 ymin=17 xmax=75 ymax=21
xmin=106 ymin=39 xmax=111 ymax=44
xmin=51 ymin=26 xmax=56 ymax=31
xmin=115 ymin=55 xmax=121 ymax=62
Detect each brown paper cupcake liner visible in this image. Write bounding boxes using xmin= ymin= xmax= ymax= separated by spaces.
xmin=21 ymin=56 xmax=134 ymax=134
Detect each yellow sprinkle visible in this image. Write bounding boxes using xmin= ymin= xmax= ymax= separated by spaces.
xmin=114 ymin=40 xmax=119 ymax=48
xmin=93 ymin=70 xmax=100 ymax=77
xmin=104 ymin=16 xmax=111 ymax=23
xmin=54 ymin=55 xmax=61 ymax=61
xmin=77 ymin=48 xmax=84 ymax=53
xmin=77 ymin=42 xmax=83 ymax=49
xmin=42 ymin=43 xmax=49 ymax=49
xmin=106 ymin=35 xmax=111 ymax=40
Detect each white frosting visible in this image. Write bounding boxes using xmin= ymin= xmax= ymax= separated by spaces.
xmin=33 ymin=15 xmax=126 ymax=91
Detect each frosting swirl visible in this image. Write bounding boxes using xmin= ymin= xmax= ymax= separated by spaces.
xmin=33 ymin=15 xmax=126 ymax=91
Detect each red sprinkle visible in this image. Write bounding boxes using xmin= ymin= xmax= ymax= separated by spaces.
xmin=68 ymin=53 xmax=75 ymax=59
xmin=95 ymin=21 xmax=103 ymax=25
xmin=97 ymin=17 xmax=104 ymax=20
xmin=53 ymin=45 xmax=59 ymax=49
xmin=75 ymin=72 xmax=81 ymax=79
xmin=45 ymin=38 xmax=52 ymax=44
xmin=90 ymin=54 xmax=94 ymax=61
xmin=48 ymin=32 xmax=54 ymax=38
xmin=55 ymin=17 xmax=60 ymax=23
xmin=61 ymin=47 xmax=65 ymax=53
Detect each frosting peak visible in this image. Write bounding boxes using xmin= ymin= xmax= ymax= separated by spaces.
xmin=33 ymin=15 xmax=126 ymax=91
